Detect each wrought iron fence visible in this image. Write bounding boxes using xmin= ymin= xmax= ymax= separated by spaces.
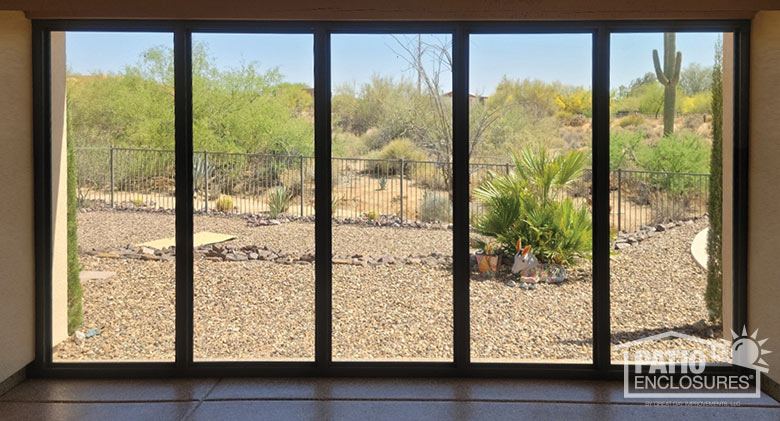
xmin=75 ymin=147 xmax=709 ymax=231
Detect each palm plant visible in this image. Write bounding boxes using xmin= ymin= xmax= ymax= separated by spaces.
xmin=473 ymin=147 xmax=592 ymax=264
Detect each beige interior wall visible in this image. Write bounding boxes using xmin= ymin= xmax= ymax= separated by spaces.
xmin=749 ymin=10 xmax=780 ymax=384
xmin=50 ymin=32 xmax=68 ymax=346
xmin=0 ymin=10 xmax=34 ymax=382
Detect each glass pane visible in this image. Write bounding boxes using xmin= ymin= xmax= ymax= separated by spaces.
xmin=469 ymin=34 xmax=593 ymax=363
xmin=331 ymin=34 xmax=453 ymax=361
xmin=610 ymin=32 xmax=732 ymax=364
xmin=191 ymin=34 xmax=315 ymax=361
xmin=52 ymin=32 xmax=176 ymax=361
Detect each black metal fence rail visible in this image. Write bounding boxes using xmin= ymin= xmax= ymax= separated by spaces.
xmin=75 ymin=147 xmax=709 ymax=231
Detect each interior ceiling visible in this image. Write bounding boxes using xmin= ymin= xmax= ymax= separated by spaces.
xmin=2 ymin=0 xmax=777 ymax=20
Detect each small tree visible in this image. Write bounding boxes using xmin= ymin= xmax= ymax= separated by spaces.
xmin=67 ymin=119 xmax=83 ymax=334
xmin=706 ymin=39 xmax=723 ymax=322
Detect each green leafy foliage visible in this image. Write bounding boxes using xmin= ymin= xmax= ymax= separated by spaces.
xmin=365 ymin=138 xmax=429 ymax=175
xmin=637 ymin=132 xmax=709 ymax=174
xmin=474 ymin=147 xmax=592 ymax=264
xmin=67 ymin=42 xmax=313 ymax=157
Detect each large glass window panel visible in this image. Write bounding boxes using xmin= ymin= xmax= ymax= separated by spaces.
xmin=331 ymin=34 xmax=454 ymax=361
xmin=469 ymin=34 xmax=593 ymax=363
xmin=52 ymin=32 xmax=176 ymax=361
xmin=191 ymin=34 xmax=315 ymax=361
xmin=609 ymin=32 xmax=732 ymax=364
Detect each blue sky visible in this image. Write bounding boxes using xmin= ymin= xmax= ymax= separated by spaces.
xmin=65 ymin=31 xmax=721 ymax=94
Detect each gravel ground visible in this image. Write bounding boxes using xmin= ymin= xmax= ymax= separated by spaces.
xmin=55 ymin=211 xmax=724 ymax=362
xmin=77 ymin=211 xmax=452 ymax=256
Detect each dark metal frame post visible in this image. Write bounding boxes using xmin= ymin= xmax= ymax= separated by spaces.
xmin=174 ymin=25 xmax=194 ymax=372
xmin=109 ymin=147 xmax=115 ymax=208
xmin=617 ymin=168 xmax=622 ymax=232
xmin=314 ymin=25 xmax=333 ymax=372
xmin=592 ymin=26 xmax=612 ymax=374
xmin=203 ymin=151 xmax=209 ymax=212
xmin=399 ymin=158 xmax=404 ymax=221
xmin=452 ymin=26 xmax=470 ymax=372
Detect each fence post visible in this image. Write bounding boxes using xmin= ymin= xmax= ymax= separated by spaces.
xmin=617 ymin=168 xmax=622 ymax=232
xmin=399 ymin=158 xmax=404 ymax=222
xmin=300 ymin=156 xmax=305 ymax=217
xmin=204 ymin=151 xmax=209 ymax=213
xmin=109 ymin=147 xmax=115 ymax=208
xmin=505 ymin=163 xmax=510 ymax=175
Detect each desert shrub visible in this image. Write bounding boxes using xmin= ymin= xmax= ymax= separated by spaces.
xmin=267 ymin=187 xmax=292 ymax=218
xmin=367 ymin=210 xmax=378 ymax=221
xmin=365 ymin=138 xmax=428 ymax=176
xmin=473 ymin=147 xmax=592 ymax=264
xmin=618 ymin=114 xmax=645 ymax=128
xmin=637 ymin=132 xmax=709 ymax=192
xmin=132 ymin=197 xmax=144 ymax=207
xmin=215 ymin=195 xmax=234 ymax=212
xmin=419 ymin=191 xmax=452 ymax=223
xmin=609 ymin=130 xmax=644 ymax=170
xmin=681 ymin=91 xmax=711 ymax=115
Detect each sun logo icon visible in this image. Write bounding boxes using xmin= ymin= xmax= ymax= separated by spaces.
xmin=731 ymin=327 xmax=771 ymax=373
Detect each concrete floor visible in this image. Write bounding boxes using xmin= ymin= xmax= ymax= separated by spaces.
xmin=0 ymin=378 xmax=778 ymax=420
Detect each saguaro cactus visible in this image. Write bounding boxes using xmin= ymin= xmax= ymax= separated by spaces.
xmin=652 ymin=33 xmax=683 ymax=136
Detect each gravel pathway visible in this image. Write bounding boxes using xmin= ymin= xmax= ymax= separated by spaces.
xmin=55 ymin=211 xmax=724 ymax=362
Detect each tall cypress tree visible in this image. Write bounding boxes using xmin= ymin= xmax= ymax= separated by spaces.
xmin=67 ymin=112 xmax=84 ymax=334
xmin=705 ymin=39 xmax=723 ymax=322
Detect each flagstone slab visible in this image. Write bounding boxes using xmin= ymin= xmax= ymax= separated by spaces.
xmin=79 ymin=271 xmax=116 ymax=282
xmin=137 ymin=232 xmax=236 ymax=250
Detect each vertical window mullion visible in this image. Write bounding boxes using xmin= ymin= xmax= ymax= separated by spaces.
xmin=174 ymin=26 xmax=194 ymax=371
xmin=314 ymin=25 xmax=333 ymax=371
xmin=452 ymin=26 xmax=470 ymax=372
xmin=592 ymin=26 xmax=611 ymax=374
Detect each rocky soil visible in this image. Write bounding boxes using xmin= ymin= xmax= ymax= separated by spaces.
xmin=54 ymin=211 xmax=725 ymax=362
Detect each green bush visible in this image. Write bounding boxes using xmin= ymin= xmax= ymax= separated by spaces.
xmin=618 ymin=114 xmax=645 ymax=128
xmin=637 ymin=132 xmax=709 ymax=192
xmin=419 ymin=191 xmax=452 ymax=223
xmin=365 ymin=138 xmax=428 ymax=176
xmin=267 ymin=187 xmax=292 ymax=218
xmin=66 ymin=126 xmax=83 ymax=335
xmin=215 ymin=195 xmax=234 ymax=212
xmin=474 ymin=147 xmax=592 ymax=264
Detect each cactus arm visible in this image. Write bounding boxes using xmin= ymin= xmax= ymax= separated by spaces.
xmin=671 ymin=51 xmax=683 ymax=85
xmin=652 ymin=49 xmax=670 ymax=85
